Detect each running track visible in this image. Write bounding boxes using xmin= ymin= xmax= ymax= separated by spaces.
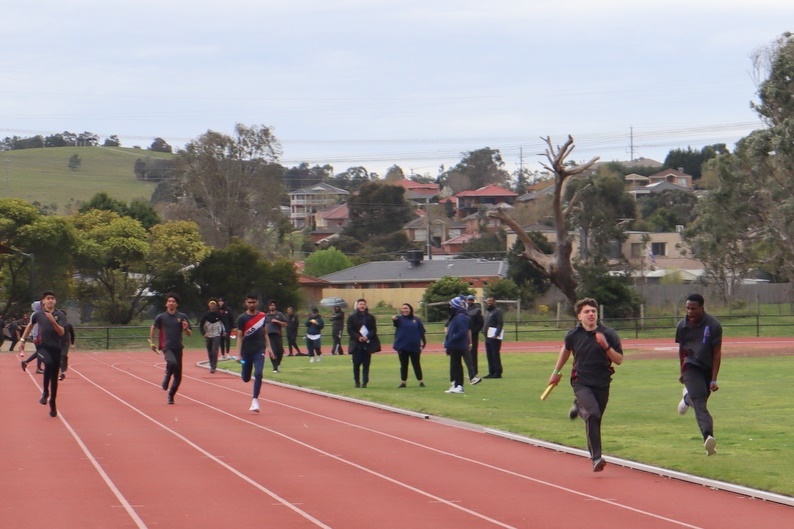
xmin=2 ymin=345 xmax=793 ymax=529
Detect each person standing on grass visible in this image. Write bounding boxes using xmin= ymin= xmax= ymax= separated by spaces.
xmin=18 ymin=291 xmax=68 ymax=418
xmin=548 ymin=298 xmax=623 ymax=472
xmin=237 ymin=293 xmax=266 ymax=413
xmin=330 ymin=305 xmax=345 ymax=355
xmin=199 ymin=299 xmax=225 ymax=373
xmin=392 ymin=303 xmax=426 ymax=388
xmin=444 ymin=296 xmax=470 ymax=394
xmin=347 ymin=299 xmax=380 ymax=388
xmin=285 ymin=306 xmax=303 ymax=356
xmin=305 ymin=308 xmax=324 ymax=362
xmin=483 ymin=296 xmax=504 ymax=379
xmin=676 ymin=293 xmax=723 ymax=456
xmin=264 ymin=300 xmax=288 ymax=373
xmin=149 ymin=293 xmax=192 ymax=405
xmin=217 ymin=297 xmax=235 ymax=361
xmin=466 ymin=295 xmax=484 ymax=385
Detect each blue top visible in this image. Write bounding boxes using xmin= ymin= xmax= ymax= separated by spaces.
xmin=392 ymin=314 xmax=426 ymax=353
xmin=444 ymin=310 xmax=470 ymax=351
xmin=305 ymin=315 xmax=325 ymax=335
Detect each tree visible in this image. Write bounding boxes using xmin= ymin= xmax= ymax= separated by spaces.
xmin=439 ymin=147 xmax=510 ymax=193
xmin=68 ymin=154 xmax=82 ymax=171
xmin=79 ymin=192 xmax=161 ymax=229
xmin=506 ymin=236 xmax=552 ymax=306
xmin=384 ymin=165 xmax=405 ymax=182
xmin=0 ymin=198 xmax=77 ymax=315
xmin=420 ymin=276 xmax=474 ymax=322
xmin=488 ymin=136 xmax=599 ymax=305
xmin=457 ymin=232 xmax=506 ymax=260
xmin=71 ymin=210 xmax=208 ymax=323
xmin=167 ymin=124 xmax=285 ymax=249
xmin=343 ymin=181 xmax=413 ymax=241
xmin=184 ymin=239 xmax=301 ymax=314
xmin=103 ymin=135 xmax=121 ymax=147
xmin=282 ymin=162 xmax=330 ymax=191
xmin=483 ymin=277 xmax=520 ymax=303
xmin=149 ymin=137 xmax=173 ymax=153
xmin=637 ymin=189 xmax=697 ymax=232
xmin=682 ymin=152 xmax=761 ymax=302
xmin=566 ymin=173 xmax=635 ymax=265
xmin=303 ymin=247 xmax=353 ymax=277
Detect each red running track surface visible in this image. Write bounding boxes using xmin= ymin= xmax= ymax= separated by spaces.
xmin=2 ymin=349 xmax=792 ymax=529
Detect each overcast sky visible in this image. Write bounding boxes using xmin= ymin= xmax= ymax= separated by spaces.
xmin=2 ymin=1 xmax=791 ymax=178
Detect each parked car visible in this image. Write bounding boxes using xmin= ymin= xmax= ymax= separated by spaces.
xmin=319 ymin=297 xmax=348 ymax=309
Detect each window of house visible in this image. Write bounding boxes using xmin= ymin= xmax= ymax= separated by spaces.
xmin=651 ymin=242 xmax=666 ymax=257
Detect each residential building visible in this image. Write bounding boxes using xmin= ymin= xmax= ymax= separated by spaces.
xmin=289 ymin=182 xmax=349 ymax=229
xmin=320 ymin=255 xmax=508 ymax=309
xmin=450 ymin=184 xmax=518 ymax=218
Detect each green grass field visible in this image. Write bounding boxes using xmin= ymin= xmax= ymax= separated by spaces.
xmin=2 ymin=146 xmax=169 ymax=212
xmin=216 ymin=349 xmax=794 ymax=497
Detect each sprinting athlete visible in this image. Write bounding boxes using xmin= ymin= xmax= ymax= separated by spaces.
xmin=237 ymin=293 xmax=267 ymax=413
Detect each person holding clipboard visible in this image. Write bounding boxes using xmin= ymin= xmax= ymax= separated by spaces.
xmin=347 ymin=298 xmax=380 ymax=388
xmin=482 ymin=297 xmax=504 ymax=379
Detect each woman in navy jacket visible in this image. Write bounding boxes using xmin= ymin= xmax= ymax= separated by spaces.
xmin=392 ymin=303 xmax=426 ymax=388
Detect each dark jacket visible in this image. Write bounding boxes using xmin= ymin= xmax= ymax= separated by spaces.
xmin=392 ymin=314 xmax=426 ymax=353
xmin=444 ymin=309 xmax=470 ymax=351
xmin=467 ymin=303 xmax=484 ymax=333
xmin=483 ymin=304 xmax=504 ymax=338
xmin=346 ymin=310 xmax=380 ymax=354
xmin=331 ymin=309 xmax=345 ymax=333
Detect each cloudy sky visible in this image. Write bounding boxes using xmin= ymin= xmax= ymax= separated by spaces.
xmin=2 ymin=1 xmax=791 ymax=177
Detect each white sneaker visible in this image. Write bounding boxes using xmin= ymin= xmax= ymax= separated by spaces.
xmin=677 ymin=388 xmax=690 ymax=415
xmin=450 ymin=385 xmax=464 ymax=394
xmin=470 ymin=376 xmax=482 ymax=385
xmin=310 ymin=357 xmax=315 ymax=363
xmin=704 ymin=435 xmax=717 ymax=456
xmin=249 ymin=398 xmax=260 ymax=413
xmin=316 ymin=356 xmax=321 ymax=362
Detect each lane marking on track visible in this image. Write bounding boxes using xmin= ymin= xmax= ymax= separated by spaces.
xmin=19 ymin=368 xmax=149 ymax=529
xmin=78 ymin=357 xmax=519 ymax=529
xmin=71 ymin=365 xmax=335 ymax=529
xmin=79 ymin=354 xmax=707 ymax=529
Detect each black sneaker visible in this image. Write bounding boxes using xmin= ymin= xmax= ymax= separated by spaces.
xmin=354 ymin=382 xmax=361 ymax=388
xmin=592 ymin=457 xmax=606 ymax=472
xmin=21 ymin=361 xmax=27 ymax=372
xmin=167 ymin=395 xmax=175 ymax=405
xmin=58 ymin=373 xmax=65 ymax=381
xmin=49 ymin=407 xmax=57 ymax=418
xmin=161 ymin=378 xmax=169 ymax=391
xmin=39 ymin=393 xmax=49 ymax=405
xmin=398 ymin=382 xmax=407 ymax=388
xmin=568 ymin=400 xmax=580 ymax=420
xmin=35 ymin=369 xmax=44 ymax=374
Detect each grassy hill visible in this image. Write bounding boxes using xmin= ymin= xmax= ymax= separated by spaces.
xmin=1 ymin=146 xmax=174 ymax=213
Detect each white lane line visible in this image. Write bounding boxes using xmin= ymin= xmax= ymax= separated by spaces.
xmin=70 ymin=366 xmax=334 ymax=529
xmin=20 ymin=368 xmax=149 ymax=529
xmin=84 ymin=354 xmax=704 ymax=528
xmin=79 ymin=358 xmax=520 ymax=529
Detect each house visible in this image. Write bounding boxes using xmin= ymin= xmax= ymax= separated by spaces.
xmin=320 ymin=255 xmax=508 ymax=309
xmin=647 ymin=168 xmax=694 ymax=189
xmin=503 ymin=223 xmax=582 ymax=256
xmin=309 ymin=203 xmax=349 ymax=243
xmin=450 ymin=184 xmax=518 ymax=218
xmin=388 ymin=178 xmax=440 ymax=203
xmin=403 ymin=215 xmax=465 ymax=249
xmin=628 ymin=180 xmax=693 ymax=199
xmin=289 ymin=182 xmax=349 ymax=229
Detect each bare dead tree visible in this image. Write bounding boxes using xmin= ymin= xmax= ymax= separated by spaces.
xmin=488 ymin=135 xmax=599 ymax=304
